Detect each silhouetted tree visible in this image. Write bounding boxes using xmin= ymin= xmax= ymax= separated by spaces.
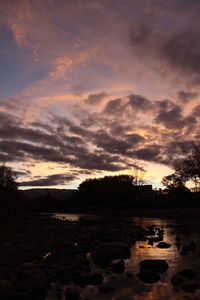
xmin=0 ymin=165 xmax=18 ymax=192
xmin=176 ymin=142 xmax=200 ymax=190
xmin=161 ymin=172 xmax=189 ymax=195
xmin=0 ymin=165 xmax=23 ymax=214
xmin=77 ymin=174 xmax=144 ymax=205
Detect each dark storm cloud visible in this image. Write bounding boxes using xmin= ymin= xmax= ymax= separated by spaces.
xmin=74 ymin=151 xmax=126 ymax=172
xmin=178 ymin=90 xmax=198 ymax=103
xmin=69 ymin=125 xmax=92 ymax=138
xmin=155 ymin=104 xmax=197 ymax=130
xmin=103 ymin=98 xmax=123 ymax=114
xmin=92 ymin=130 xmax=130 ymax=155
xmin=127 ymin=94 xmax=153 ymax=111
xmin=85 ymin=92 xmax=107 ymax=105
xmin=0 ymin=140 xmax=74 ymax=164
xmin=130 ymin=21 xmax=200 ymax=82
xmin=131 ymin=144 xmax=161 ymax=163
xmin=125 ymin=133 xmax=145 ymax=144
xmin=161 ymin=31 xmax=200 ymax=76
xmin=192 ymin=105 xmax=200 ymax=117
xmin=20 ymin=173 xmax=77 ymax=187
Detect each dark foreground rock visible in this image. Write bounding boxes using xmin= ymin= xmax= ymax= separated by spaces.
xmin=0 ymin=214 xmax=145 ymax=299
xmin=65 ymin=289 xmax=80 ymax=300
xmin=73 ymin=271 xmax=103 ymax=286
xmin=110 ymin=260 xmax=125 ymax=273
xmin=0 ymin=291 xmax=32 ymax=300
xmin=171 ymin=269 xmax=199 ymax=293
xmin=98 ymin=285 xmax=115 ymax=293
xmin=171 ymin=269 xmax=197 ymax=287
xmin=140 ymin=260 xmax=168 ymax=273
xmin=180 ymin=281 xmax=199 ymax=292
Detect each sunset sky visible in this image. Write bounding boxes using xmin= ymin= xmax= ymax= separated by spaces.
xmin=0 ymin=0 xmax=200 ymax=189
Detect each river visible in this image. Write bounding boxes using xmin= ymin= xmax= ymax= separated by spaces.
xmin=47 ymin=213 xmax=200 ymax=300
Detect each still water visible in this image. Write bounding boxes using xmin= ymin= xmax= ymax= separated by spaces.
xmin=48 ymin=213 xmax=200 ymax=300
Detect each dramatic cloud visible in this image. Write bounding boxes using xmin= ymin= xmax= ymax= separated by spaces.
xmin=1 ymin=0 xmax=200 ymax=187
xmin=20 ymin=173 xmax=77 ymax=187
xmin=85 ymin=92 xmax=107 ymax=105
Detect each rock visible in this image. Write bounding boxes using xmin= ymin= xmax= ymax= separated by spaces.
xmin=17 ymin=271 xmax=47 ymax=293
xmin=137 ymin=270 xmax=160 ymax=284
xmin=140 ymin=260 xmax=168 ymax=273
xmin=126 ymin=272 xmax=133 ymax=277
xmin=65 ymin=289 xmax=80 ymax=300
xmin=180 ymin=281 xmax=199 ymax=292
xmin=156 ymin=242 xmax=171 ymax=248
xmin=171 ymin=269 xmax=198 ymax=287
xmin=180 ymin=246 xmax=190 ymax=256
xmin=0 ymin=280 xmax=12 ymax=290
xmin=0 ymin=291 xmax=32 ymax=300
xmin=73 ymin=271 xmax=103 ymax=286
xmin=92 ymin=242 xmax=130 ymax=266
xmin=98 ymin=285 xmax=115 ymax=293
xmin=177 ymin=269 xmax=197 ymax=279
xmin=110 ymin=260 xmax=125 ymax=273
xmin=171 ymin=274 xmax=187 ymax=287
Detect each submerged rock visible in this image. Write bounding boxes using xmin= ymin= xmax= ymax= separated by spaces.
xmin=140 ymin=260 xmax=168 ymax=273
xmin=156 ymin=242 xmax=171 ymax=248
xmin=137 ymin=269 xmax=160 ymax=284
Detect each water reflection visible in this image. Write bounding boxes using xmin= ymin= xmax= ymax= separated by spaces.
xmin=51 ymin=214 xmax=200 ymax=299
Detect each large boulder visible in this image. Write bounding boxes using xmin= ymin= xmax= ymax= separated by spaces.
xmin=92 ymin=242 xmax=130 ymax=266
xmin=137 ymin=269 xmax=160 ymax=284
xmin=140 ymin=260 xmax=168 ymax=273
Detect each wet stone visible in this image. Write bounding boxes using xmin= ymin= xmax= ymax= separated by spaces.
xmin=140 ymin=260 xmax=168 ymax=273
xmin=156 ymin=242 xmax=171 ymax=248
xmin=137 ymin=269 xmax=160 ymax=284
